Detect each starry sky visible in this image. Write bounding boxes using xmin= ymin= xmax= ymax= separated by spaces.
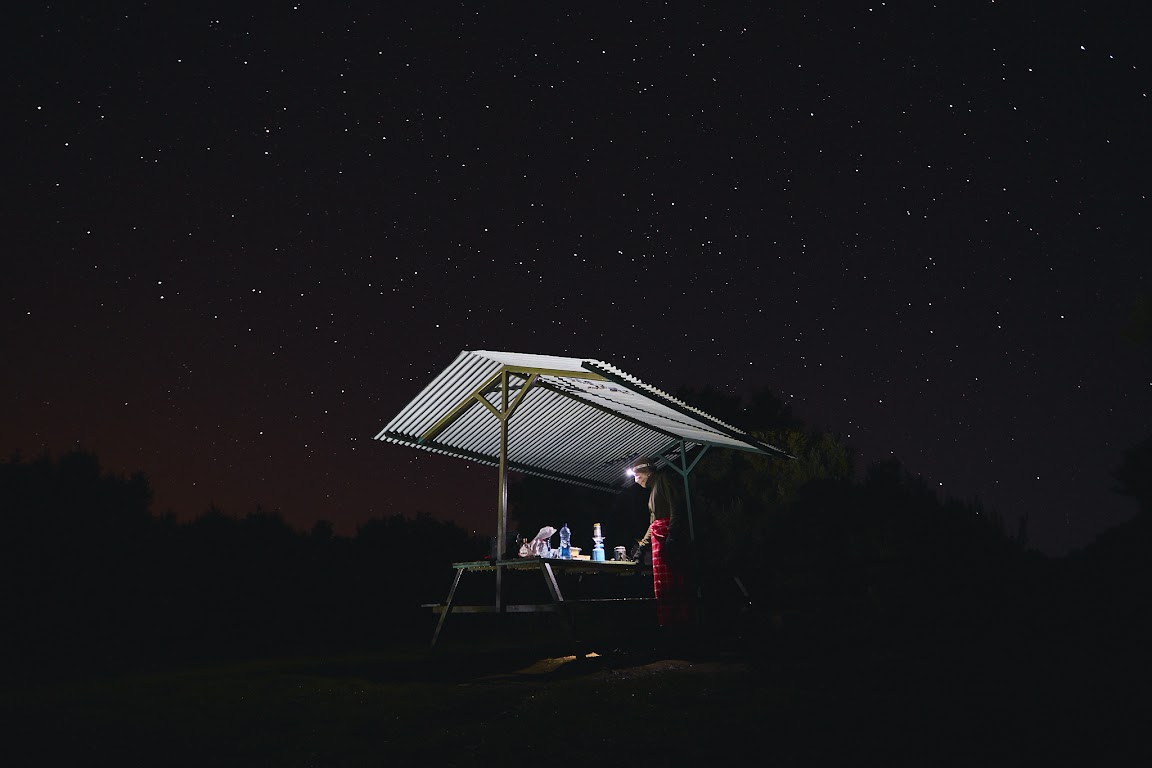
xmin=4 ymin=2 xmax=1150 ymax=556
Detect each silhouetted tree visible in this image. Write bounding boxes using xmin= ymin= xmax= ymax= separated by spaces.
xmin=311 ymin=518 xmax=335 ymax=541
xmin=0 ymin=448 xmax=489 ymax=674
xmin=1113 ymin=293 xmax=1152 ymax=516
xmin=674 ymin=384 xmax=800 ymax=432
xmin=1112 ymin=436 xmax=1152 ymax=516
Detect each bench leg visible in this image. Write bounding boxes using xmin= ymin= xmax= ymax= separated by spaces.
xmin=540 ymin=562 xmax=578 ymax=649
xmin=430 ymin=568 xmax=465 ymax=649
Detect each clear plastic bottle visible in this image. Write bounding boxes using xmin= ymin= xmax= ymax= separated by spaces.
xmin=559 ymin=523 xmax=571 ymax=559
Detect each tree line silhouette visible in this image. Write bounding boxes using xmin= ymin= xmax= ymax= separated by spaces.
xmin=2 ymin=378 xmax=1148 ymax=707
xmin=0 ymin=449 xmax=487 ymax=678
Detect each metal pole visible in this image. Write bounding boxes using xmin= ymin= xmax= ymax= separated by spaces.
xmin=673 ymin=440 xmax=705 ymax=631
xmin=496 ymin=371 xmax=509 ymax=610
xmin=677 ymin=441 xmax=695 ymax=542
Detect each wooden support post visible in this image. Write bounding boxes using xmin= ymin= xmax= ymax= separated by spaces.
xmin=496 ymin=371 xmax=508 ymax=611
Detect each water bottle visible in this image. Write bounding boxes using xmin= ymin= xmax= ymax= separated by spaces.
xmin=559 ymin=523 xmax=571 ymax=559
xmin=592 ymin=522 xmax=605 ymax=561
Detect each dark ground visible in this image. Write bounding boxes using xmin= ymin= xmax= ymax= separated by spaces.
xmin=2 ymin=598 xmax=1146 ymax=768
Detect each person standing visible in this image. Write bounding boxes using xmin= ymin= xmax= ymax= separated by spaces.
xmin=629 ymin=457 xmax=695 ymax=628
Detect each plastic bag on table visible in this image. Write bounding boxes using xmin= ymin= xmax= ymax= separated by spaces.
xmin=519 ymin=526 xmax=556 ymax=557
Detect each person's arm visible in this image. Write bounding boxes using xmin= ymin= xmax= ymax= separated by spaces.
xmin=637 ymin=521 xmax=654 ymax=547
xmin=636 ymin=485 xmax=658 ymax=547
xmin=631 ymin=520 xmax=654 ymax=560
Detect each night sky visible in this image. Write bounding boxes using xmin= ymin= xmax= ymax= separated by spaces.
xmin=4 ymin=3 xmax=1150 ymax=556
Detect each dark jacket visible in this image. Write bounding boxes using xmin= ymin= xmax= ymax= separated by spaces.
xmin=637 ymin=469 xmax=686 ymax=548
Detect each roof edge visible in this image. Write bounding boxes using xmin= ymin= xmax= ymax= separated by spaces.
xmin=580 ymin=360 xmax=795 ymax=460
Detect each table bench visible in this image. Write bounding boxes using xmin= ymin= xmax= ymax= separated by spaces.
xmin=428 ymin=557 xmax=651 ymax=648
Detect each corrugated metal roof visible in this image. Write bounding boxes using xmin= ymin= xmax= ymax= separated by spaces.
xmin=375 ymin=350 xmax=791 ymax=491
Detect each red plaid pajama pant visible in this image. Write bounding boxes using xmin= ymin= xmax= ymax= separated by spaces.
xmin=649 ymin=517 xmax=693 ymax=626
